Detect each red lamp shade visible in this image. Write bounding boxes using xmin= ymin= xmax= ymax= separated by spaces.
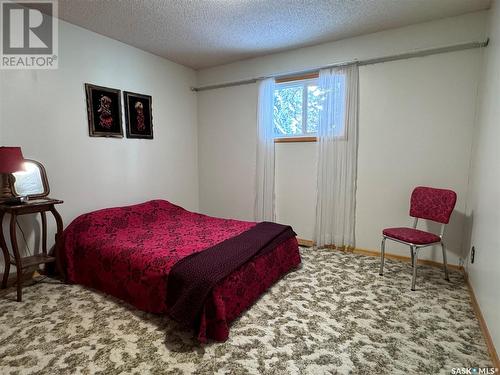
xmin=0 ymin=147 xmax=25 ymax=173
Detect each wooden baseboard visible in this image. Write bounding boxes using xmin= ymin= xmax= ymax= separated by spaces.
xmin=296 ymin=238 xmax=463 ymax=271
xmin=351 ymin=247 xmax=464 ymax=272
xmin=0 ymin=270 xmax=38 ymax=298
xmin=297 ymin=238 xmax=314 ymax=247
xmin=465 ymin=276 xmax=500 ymax=369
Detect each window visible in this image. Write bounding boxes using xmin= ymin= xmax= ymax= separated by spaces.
xmin=273 ymin=76 xmax=346 ymax=139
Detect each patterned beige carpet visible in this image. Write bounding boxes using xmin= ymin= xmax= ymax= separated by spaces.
xmin=0 ymin=248 xmax=492 ymax=374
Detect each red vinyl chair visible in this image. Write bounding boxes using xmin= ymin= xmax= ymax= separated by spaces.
xmin=379 ymin=186 xmax=457 ymax=291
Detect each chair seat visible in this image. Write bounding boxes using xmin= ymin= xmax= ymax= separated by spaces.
xmin=382 ymin=227 xmax=441 ymax=245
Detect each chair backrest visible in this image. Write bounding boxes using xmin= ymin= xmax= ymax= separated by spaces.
xmin=409 ymin=186 xmax=457 ymax=224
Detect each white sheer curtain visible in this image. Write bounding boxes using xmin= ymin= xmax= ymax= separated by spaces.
xmin=314 ymin=65 xmax=359 ymax=248
xmin=254 ymin=78 xmax=276 ymax=221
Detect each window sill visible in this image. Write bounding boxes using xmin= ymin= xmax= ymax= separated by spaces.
xmin=274 ymin=136 xmax=317 ymax=143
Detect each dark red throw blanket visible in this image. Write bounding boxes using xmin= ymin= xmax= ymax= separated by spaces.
xmin=167 ymin=221 xmax=296 ymax=327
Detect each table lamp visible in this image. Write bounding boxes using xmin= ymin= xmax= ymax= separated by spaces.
xmin=0 ymin=147 xmax=25 ymax=202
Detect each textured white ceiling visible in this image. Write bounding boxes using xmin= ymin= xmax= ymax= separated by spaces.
xmin=58 ymin=0 xmax=490 ymax=69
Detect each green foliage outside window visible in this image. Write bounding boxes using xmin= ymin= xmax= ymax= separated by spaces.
xmin=273 ymin=82 xmax=325 ymax=137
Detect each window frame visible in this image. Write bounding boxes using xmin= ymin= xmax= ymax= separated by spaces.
xmin=273 ymin=72 xmax=349 ymax=143
xmin=273 ymin=78 xmax=320 ymax=140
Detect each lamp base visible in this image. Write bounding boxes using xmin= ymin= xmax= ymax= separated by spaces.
xmin=0 ymin=173 xmax=15 ymax=203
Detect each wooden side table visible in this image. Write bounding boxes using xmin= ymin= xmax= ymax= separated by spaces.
xmin=0 ymin=198 xmax=64 ymax=302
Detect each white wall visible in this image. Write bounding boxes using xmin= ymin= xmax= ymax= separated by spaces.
xmin=198 ymin=11 xmax=487 ymax=86
xmin=198 ymin=83 xmax=257 ymax=221
xmin=466 ymin=0 xmax=500 ymax=356
xmin=356 ymin=49 xmax=479 ymax=265
xmin=197 ymin=14 xmax=485 ymax=265
xmin=0 ymin=20 xmax=199 ymax=273
xmin=275 ymin=143 xmax=317 ymax=241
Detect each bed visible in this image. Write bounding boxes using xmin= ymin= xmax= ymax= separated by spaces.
xmin=62 ymin=200 xmax=301 ymax=342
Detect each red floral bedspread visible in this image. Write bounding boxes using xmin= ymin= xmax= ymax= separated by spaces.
xmin=62 ymin=200 xmax=301 ymax=341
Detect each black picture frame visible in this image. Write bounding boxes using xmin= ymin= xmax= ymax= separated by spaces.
xmin=85 ymin=83 xmax=123 ymax=138
xmin=124 ymin=91 xmax=153 ymax=139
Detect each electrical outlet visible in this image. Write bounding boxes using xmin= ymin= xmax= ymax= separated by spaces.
xmin=471 ymin=246 xmax=475 ymax=264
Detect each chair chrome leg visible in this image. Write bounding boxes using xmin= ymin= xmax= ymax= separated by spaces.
xmin=411 ymin=247 xmax=418 ymax=291
xmin=441 ymin=242 xmax=450 ymax=282
xmin=379 ymin=237 xmax=386 ymax=276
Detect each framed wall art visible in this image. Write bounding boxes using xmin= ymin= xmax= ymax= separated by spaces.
xmin=123 ymin=91 xmax=153 ymax=139
xmin=85 ymin=83 xmax=123 ymax=138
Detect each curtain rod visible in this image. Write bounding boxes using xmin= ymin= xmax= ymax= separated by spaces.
xmin=192 ymin=39 xmax=489 ymax=92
